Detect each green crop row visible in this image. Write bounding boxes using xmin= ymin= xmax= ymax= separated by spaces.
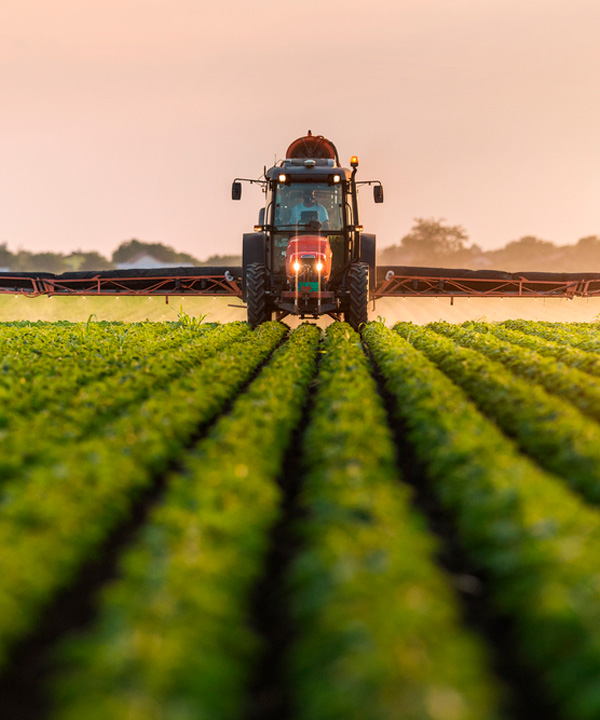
xmin=456 ymin=321 xmax=600 ymax=378
xmin=0 ymin=322 xmax=286 ymax=670
xmin=502 ymin=319 xmax=600 ymax=353
xmin=289 ymin=323 xmax=499 ymax=720
xmin=0 ymin=320 xmax=217 ymax=418
xmin=502 ymin=319 xmax=600 ymax=337
xmin=0 ymin=319 xmax=178 ymax=371
xmin=363 ymin=322 xmax=600 ymax=720
xmin=429 ymin=321 xmax=600 ymax=424
xmin=0 ymin=322 xmax=251 ymax=483
xmin=49 ymin=324 xmax=321 ymax=720
xmin=394 ymin=322 xmax=600 ymax=505
xmin=557 ymin=321 xmax=600 ymax=337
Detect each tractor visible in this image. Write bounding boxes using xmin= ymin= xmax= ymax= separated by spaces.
xmin=232 ymin=131 xmax=383 ymax=329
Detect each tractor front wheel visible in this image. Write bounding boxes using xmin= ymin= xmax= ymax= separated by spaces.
xmin=246 ymin=263 xmax=271 ymax=328
xmin=344 ymin=262 xmax=369 ymax=330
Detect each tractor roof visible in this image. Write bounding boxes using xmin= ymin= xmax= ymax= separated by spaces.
xmin=265 ymin=162 xmax=352 ymax=182
xmin=265 ymin=132 xmax=352 ymax=181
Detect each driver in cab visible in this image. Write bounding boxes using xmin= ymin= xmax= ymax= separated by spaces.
xmin=289 ymin=190 xmax=329 ymax=227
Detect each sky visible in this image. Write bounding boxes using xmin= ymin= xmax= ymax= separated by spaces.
xmin=2 ymin=0 xmax=600 ymax=260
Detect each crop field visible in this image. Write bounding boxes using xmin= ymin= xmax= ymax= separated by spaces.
xmin=1 ymin=317 xmax=600 ymax=720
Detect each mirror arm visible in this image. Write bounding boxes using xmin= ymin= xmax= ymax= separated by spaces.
xmin=355 ymin=180 xmax=382 ymax=187
xmin=233 ymin=177 xmax=267 ymax=188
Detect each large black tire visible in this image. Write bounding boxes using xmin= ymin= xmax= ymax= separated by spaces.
xmin=344 ymin=262 xmax=369 ymax=330
xmin=246 ymin=263 xmax=271 ymax=328
xmin=242 ymin=233 xmax=266 ymax=301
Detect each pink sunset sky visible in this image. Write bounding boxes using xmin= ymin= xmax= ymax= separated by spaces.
xmin=2 ymin=0 xmax=599 ymax=260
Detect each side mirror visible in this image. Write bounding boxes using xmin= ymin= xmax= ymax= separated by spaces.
xmin=373 ymin=185 xmax=384 ymax=203
xmin=232 ymin=181 xmax=242 ymax=200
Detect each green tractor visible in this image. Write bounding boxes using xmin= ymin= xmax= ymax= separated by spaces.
xmin=232 ymin=131 xmax=383 ymax=329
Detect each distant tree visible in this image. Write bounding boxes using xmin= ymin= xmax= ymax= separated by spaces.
xmin=573 ymin=235 xmax=600 ymax=262
xmin=199 ymin=253 xmax=242 ymax=266
xmin=379 ymin=218 xmax=470 ymax=266
xmin=112 ymin=239 xmax=200 ymax=266
xmin=13 ymin=251 xmax=66 ymax=272
xmin=487 ymin=235 xmax=559 ymax=271
xmin=0 ymin=243 xmax=14 ymax=269
xmin=11 ymin=251 xmax=31 ymax=272
xmin=406 ymin=217 xmax=468 ymax=255
xmin=65 ymin=251 xmax=114 ymax=271
xmin=561 ymin=236 xmax=600 ymax=272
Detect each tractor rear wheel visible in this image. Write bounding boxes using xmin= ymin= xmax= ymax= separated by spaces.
xmin=345 ymin=262 xmax=369 ymax=330
xmin=246 ymin=263 xmax=271 ymax=328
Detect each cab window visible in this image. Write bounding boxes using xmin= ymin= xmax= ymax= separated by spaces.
xmin=274 ymin=183 xmax=344 ymax=232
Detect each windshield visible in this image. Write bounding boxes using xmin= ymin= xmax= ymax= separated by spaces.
xmin=273 ymin=183 xmax=344 ymax=232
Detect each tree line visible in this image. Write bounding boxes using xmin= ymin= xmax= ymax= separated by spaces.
xmin=3 ymin=223 xmax=600 ymax=272
xmin=0 ymin=239 xmax=241 ymax=273
xmin=379 ymin=218 xmax=600 ymax=272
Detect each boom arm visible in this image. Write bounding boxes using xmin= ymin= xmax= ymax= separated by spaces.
xmin=374 ymin=266 xmax=600 ymax=299
xmin=1 ymin=266 xmax=600 ymax=301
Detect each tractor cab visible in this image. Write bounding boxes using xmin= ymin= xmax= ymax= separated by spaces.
xmin=268 ymin=171 xmax=350 ymax=278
